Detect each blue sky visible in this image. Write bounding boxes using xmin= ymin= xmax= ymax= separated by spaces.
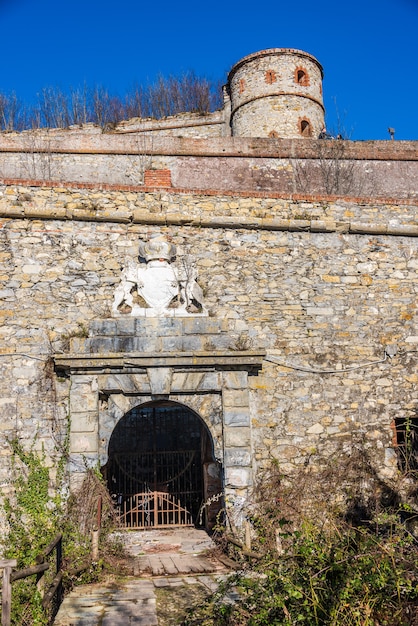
xmin=1 ymin=0 xmax=417 ymax=140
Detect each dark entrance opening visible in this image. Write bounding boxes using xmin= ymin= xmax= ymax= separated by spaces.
xmin=102 ymin=400 xmax=222 ymax=529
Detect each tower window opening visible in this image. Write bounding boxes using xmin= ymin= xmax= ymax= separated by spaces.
xmin=300 ymin=119 xmax=312 ymax=137
xmin=295 ymin=68 xmax=310 ymax=86
xmin=394 ymin=417 xmax=418 ymax=474
xmin=265 ymin=70 xmax=276 ymax=84
xmin=239 ymin=78 xmax=246 ymax=93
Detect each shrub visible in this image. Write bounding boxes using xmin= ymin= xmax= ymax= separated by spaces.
xmin=184 ymin=452 xmax=418 ymax=625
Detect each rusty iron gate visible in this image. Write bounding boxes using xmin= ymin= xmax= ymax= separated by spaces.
xmin=105 ymin=402 xmax=208 ymax=528
xmin=119 ymin=491 xmax=194 ymax=528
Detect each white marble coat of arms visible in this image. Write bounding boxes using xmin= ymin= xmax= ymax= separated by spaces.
xmin=112 ymin=234 xmax=207 ymax=317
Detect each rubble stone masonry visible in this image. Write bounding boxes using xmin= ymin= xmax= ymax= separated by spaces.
xmin=1 ymin=180 xmax=418 ymax=510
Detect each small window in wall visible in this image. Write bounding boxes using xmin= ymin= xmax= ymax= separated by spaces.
xmin=239 ymin=78 xmax=246 ymax=93
xmin=394 ymin=417 xmax=418 ymax=474
xmin=268 ymin=130 xmax=279 ymax=138
xmin=265 ymin=70 xmax=276 ymax=84
xmin=300 ymin=119 xmax=312 ymax=137
xmin=295 ymin=68 xmax=310 ymax=86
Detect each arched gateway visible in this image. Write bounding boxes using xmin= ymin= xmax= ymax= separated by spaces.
xmin=54 ymin=234 xmax=265 ymax=530
xmin=102 ymin=400 xmax=222 ymax=529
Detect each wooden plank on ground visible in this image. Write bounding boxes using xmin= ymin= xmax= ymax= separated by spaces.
xmin=158 ymin=556 xmax=179 ymax=575
xmin=148 ymin=556 xmax=165 ymax=576
xmin=178 ymin=556 xmax=208 ymax=573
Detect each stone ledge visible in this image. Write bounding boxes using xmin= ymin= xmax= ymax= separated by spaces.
xmin=54 ymin=350 xmax=266 ymax=374
xmin=2 ymin=201 xmax=418 ymax=236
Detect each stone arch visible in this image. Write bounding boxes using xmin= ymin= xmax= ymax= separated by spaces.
xmin=57 ymin=324 xmax=265 ymax=529
xmin=101 ymin=398 xmax=222 ymax=528
xmin=99 ymin=389 xmax=223 ymax=467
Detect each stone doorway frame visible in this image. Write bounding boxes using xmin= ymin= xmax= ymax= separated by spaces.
xmin=55 ymin=350 xmax=265 ymax=527
xmin=104 ymin=398 xmax=221 ymax=529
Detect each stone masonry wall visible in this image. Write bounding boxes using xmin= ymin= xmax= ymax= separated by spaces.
xmin=1 ymin=183 xmax=418 ymax=510
xmin=114 ymin=110 xmax=226 ymax=137
xmin=0 ymin=133 xmax=417 ymax=198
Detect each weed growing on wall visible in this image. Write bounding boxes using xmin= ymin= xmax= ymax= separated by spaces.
xmin=1 ymin=440 xmax=121 ymax=625
xmin=2 ymin=439 xmax=62 ymax=625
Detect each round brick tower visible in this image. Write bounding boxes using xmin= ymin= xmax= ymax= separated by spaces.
xmin=227 ymin=48 xmax=325 ymax=139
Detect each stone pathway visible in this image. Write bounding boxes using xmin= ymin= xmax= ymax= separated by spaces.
xmin=53 ymin=529 xmax=232 ymax=625
xmin=52 ymin=579 xmax=159 ymax=626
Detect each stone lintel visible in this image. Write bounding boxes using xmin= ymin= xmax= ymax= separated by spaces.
xmin=55 ymin=350 xmax=266 ymax=374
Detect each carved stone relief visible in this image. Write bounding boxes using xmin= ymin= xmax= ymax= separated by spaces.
xmin=112 ymin=233 xmax=207 ymax=317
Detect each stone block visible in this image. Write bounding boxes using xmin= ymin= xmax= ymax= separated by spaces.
xmin=114 ymin=336 xmax=136 ymax=352
xmin=135 ymin=317 xmax=184 ymax=337
xmin=223 ymin=425 xmax=250 ymax=446
xmin=224 ymin=448 xmax=252 ymax=466
xmin=70 ymin=432 xmax=98 ymax=454
xmin=113 ymin=318 xmax=137 ymax=335
xmin=68 ymin=453 xmax=98 ymax=474
xmin=223 ymin=407 xmax=250 ymax=427
xmin=222 ymin=389 xmax=250 ymax=407
xmin=207 ymin=334 xmax=233 ymax=349
xmin=223 ymin=371 xmax=248 ymax=389
xmin=87 ymin=337 xmax=117 ymax=353
xmin=89 ymin=335 xmax=161 ymax=353
xmin=171 ymin=372 xmax=212 ymax=392
xmin=0 ymin=397 xmax=17 ymax=422
xmin=71 ymin=411 xmax=98 ymax=433
xmin=70 ymin=386 xmax=98 ymax=413
xmin=183 ymin=318 xmax=221 ymax=334
xmin=224 ymin=467 xmax=252 ymax=488
xmin=136 ymin=336 xmax=163 ymax=352
xmin=160 ymin=336 xmax=184 ymax=352
xmin=147 ymin=368 xmax=172 ymax=395
xmin=307 ymin=422 xmax=324 ymax=434
xmin=89 ymin=319 xmax=118 ymax=336
xmin=195 ymin=371 xmax=222 ymax=391
xmin=306 ymin=307 xmax=334 ymax=316
xmin=99 ymin=373 xmax=150 ymax=394
xmin=69 ymin=337 xmax=87 ymax=353
xmin=182 ymin=335 xmax=206 ymax=351
xmin=69 ymin=471 xmax=88 ymax=492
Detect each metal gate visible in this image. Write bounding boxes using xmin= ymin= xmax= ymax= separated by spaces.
xmin=120 ymin=491 xmax=193 ymax=528
xmin=105 ymin=402 xmax=208 ymax=528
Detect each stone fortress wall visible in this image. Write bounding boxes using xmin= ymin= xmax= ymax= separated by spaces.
xmin=1 ymin=184 xmax=418 ymax=512
xmin=1 ymin=48 xmax=418 ymax=524
xmin=0 ymin=132 xmax=417 ymax=199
